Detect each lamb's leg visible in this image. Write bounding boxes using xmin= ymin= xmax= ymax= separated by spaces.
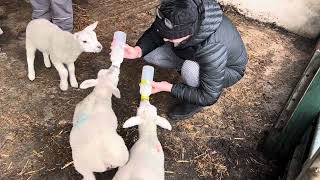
xmin=74 ymin=161 xmax=96 ymax=180
xmin=52 ymin=61 xmax=69 ymax=91
xmin=26 ymin=39 xmax=37 ymax=81
xmin=82 ymin=172 xmax=96 ymax=180
xmin=43 ymin=52 xmax=51 ymax=68
xmin=67 ymin=63 xmax=78 ymax=88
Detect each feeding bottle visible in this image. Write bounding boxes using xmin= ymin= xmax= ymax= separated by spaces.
xmin=110 ymin=31 xmax=126 ymax=67
xmin=140 ymin=65 xmax=154 ymax=102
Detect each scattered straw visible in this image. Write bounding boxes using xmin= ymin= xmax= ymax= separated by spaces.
xmin=6 ymin=162 xmax=12 ymax=170
xmin=32 ymin=150 xmax=43 ymax=158
xmin=61 ymin=161 xmax=74 ymax=169
xmin=47 ymin=167 xmax=56 ymax=171
xmin=194 ymin=153 xmax=206 ymax=160
xmin=177 ymin=160 xmax=189 ymax=163
xmin=234 ymin=138 xmax=245 ymax=140
xmin=25 ymin=167 xmax=45 ymax=175
xmin=165 ymin=171 xmax=175 ymax=174
xmin=18 ymin=159 xmax=30 ymax=175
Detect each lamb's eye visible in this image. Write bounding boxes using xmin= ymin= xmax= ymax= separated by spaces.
xmin=83 ymin=40 xmax=87 ymax=43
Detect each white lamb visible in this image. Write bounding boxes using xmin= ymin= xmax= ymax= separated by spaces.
xmin=0 ymin=28 xmax=3 ymax=35
xmin=113 ymin=101 xmax=172 ymax=180
xmin=70 ymin=66 xmax=129 ymax=180
xmin=26 ymin=19 xmax=102 ymax=91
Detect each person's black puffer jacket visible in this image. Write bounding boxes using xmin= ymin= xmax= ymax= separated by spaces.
xmin=136 ymin=0 xmax=248 ymax=106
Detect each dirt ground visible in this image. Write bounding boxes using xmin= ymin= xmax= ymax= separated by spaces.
xmin=0 ymin=0 xmax=316 ymax=180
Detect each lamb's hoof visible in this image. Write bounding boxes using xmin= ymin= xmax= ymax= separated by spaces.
xmin=71 ymin=80 xmax=78 ymax=88
xmin=60 ymin=83 xmax=68 ymax=91
xmin=28 ymin=73 xmax=35 ymax=81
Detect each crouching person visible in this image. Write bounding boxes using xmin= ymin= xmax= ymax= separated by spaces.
xmin=113 ymin=0 xmax=248 ymax=121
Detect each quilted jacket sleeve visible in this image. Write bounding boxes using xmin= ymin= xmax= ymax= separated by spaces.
xmin=171 ymin=42 xmax=228 ymax=106
xmin=136 ymin=23 xmax=164 ymax=56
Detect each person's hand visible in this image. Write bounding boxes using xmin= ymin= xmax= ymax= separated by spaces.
xmin=124 ymin=45 xmax=142 ymax=59
xmin=151 ymin=81 xmax=173 ymax=94
xmin=110 ymin=40 xmax=142 ymax=59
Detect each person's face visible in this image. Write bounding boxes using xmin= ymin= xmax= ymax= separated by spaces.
xmin=163 ymin=35 xmax=190 ymax=47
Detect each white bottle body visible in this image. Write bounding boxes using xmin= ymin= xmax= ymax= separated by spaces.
xmin=110 ymin=31 xmax=126 ymax=67
xmin=140 ymin=65 xmax=154 ymax=100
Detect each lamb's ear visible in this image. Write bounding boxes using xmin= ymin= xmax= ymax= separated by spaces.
xmin=112 ymin=87 xmax=121 ymax=98
xmin=80 ymin=79 xmax=97 ymax=89
xmin=85 ymin=21 xmax=98 ymax=31
xmin=156 ymin=116 xmax=172 ymax=130
xmin=123 ymin=116 xmax=141 ymax=128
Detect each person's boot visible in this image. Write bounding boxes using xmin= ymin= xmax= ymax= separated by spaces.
xmin=168 ymin=103 xmax=203 ymax=121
